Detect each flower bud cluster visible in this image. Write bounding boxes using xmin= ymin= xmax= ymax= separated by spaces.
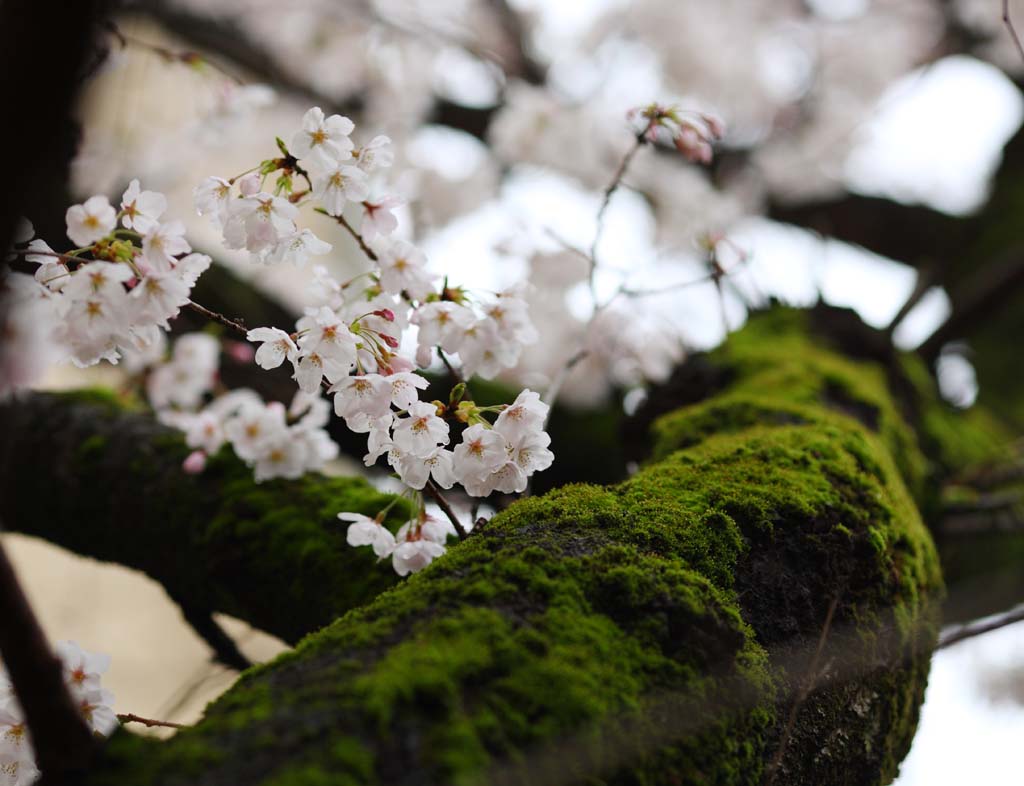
xmin=628 ymin=103 xmax=725 ymax=164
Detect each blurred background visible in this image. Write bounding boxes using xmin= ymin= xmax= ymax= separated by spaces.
xmin=4 ymin=0 xmax=1024 ymax=781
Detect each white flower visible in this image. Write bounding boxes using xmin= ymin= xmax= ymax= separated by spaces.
xmin=341 ymin=512 xmax=396 ymax=558
xmin=175 ymin=253 xmax=212 ymax=287
xmin=76 ymin=687 xmax=118 ymax=736
xmin=353 ymin=135 xmax=393 ymax=172
xmin=511 ymin=429 xmax=554 ymax=475
xmin=392 ymin=401 xmax=449 ymax=457
xmin=247 ymin=327 xmax=298 ymax=370
xmin=396 ymin=447 xmax=456 ymax=490
xmin=128 ymin=270 xmax=190 ymax=328
xmin=56 ymin=641 xmax=111 ymax=696
xmin=386 ymin=371 xmax=429 ymax=409
xmin=311 ymin=162 xmax=369 ymax=216
xmin=63 ymin=261 xmax=132 ymax=303
xmin=141 ymin=221 xmax=190 ymax=272
xmin=252 ymin=435 xmax=308 ymax=481
xmin=224 ymin=404 xmax=288 ymax=461
xmin=483 ymin=294 xmax=537 ymax=346
xmin=223 ymin=193 xmax=299 ymax=259
xmin=266 ymin=228 xmax=332 ymax=267
xmin=391 ymin=536 xmax=445 ymax=576
xmin=377 ymin=240 xmax=435 ymax=301
xmin=65 ymin=195 xmax=116 ymax=246
xmin=27 ymin=240 xmax=68 ymax=291
xmin=493 ymin=389 xmax=548 ymax=442
xmin=291 ymin=107 xmax=355 ymax=167
xmin=457 ymin=319 xmax=519 ymax=379
xmin=185 ymin=410 xmax=225 ymax=454
xmin=298 ymin=307 xmax=358 ymax=366
xmin=360 ymin=195 xmax=402 ymax=240
xmin=462 ymin=461 xmax=528 ymax=497
xmin=120 ymin=179 xmax=167 ymax=233
xmin=194 ymin=176 xmax=232 ymax=228
xmin=12 ymin=218 xmax=33 ymax=245
xmin=453 ymin=424 xmax=508 ymax=481
xmin=411 ymin=301 xmax=474 ymax=365
xmin=332 ymin=373 xmax=392 ymax=424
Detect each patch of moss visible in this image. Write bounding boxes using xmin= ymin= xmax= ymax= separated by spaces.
xmin=65 ymin=309 xmax=941 ymax=785
xmin=0 ymin=391 xmax=410 ymax=645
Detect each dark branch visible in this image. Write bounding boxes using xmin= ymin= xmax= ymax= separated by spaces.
xmin=0 ymin=537 xmax=96 ymax=777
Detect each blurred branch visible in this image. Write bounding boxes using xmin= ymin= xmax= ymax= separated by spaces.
xmin=937 ymin=602 xmax=1024 ymax=649
xmin=132 ymin=0 xmax=532 ymax=141
xmin=0 ymin=536 xmax=96 ymax=778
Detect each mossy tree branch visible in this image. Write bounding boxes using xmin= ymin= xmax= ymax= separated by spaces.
xmin=48 ymin=308 xmax=947 ymax=786
xmin=0 ymin=389 xmax=409 ymax=646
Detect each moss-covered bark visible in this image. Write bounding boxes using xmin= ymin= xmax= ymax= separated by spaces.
xmin=42 ymin=308 xmax=944 ymax=786
xmin=0 ymin=389 xmax=408 ymax=645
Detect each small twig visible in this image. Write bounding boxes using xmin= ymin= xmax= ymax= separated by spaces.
xmin=763 ymin=596 xmax=839 ymax=786
xmin=937 ymin=603 xmax=1024 ymax=650
xmin=185 ymin=300 xmax=248 ymax=337
xmin=334 ymin=213 xmax=379 ymax=262
xmin=104 ymin=20 xmax=243 ymax=83
xmin=588 ymin=135 xmax=645 ymax=296
xmin=438 ymin=347 xmax=464 ymax=385
xmin=423 ymin=480 xmax=468 ymax=540
xmin=117 ymin=713 xmax=185 ymax=730
xmin=1004 ymin=0 xmax=1024 ymax=65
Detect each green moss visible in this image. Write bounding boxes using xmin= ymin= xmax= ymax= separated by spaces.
xmin=75 ymin=309 xmax=941 ymax=785
xmin=1 ymin=390 xmax=410 ymax=645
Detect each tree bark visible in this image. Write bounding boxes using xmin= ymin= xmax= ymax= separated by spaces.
xmin=3 ymin=308 xmax=948 ymax=786
xmin=0 ymin=389 xmax=408 ymax=646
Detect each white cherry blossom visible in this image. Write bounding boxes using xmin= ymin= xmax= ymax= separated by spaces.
xmin=65 ymin=195 xmax=116 ymax=246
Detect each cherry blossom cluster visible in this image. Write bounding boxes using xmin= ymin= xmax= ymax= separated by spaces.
xmin=0 ymin=642 xmax=115 ymax=786
xmin=628 ymin=103 xmax=725 ymax=164
xmin=1 ymin=182 xmax=211 ymax=397
xmin=342 ymin=508 xmax=453 ymax=577
xmin=135 ymin=333 xmax=338 ymax=482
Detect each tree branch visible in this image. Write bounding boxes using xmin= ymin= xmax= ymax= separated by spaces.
xmin=0 ymin=537 xmax=96 ymax=777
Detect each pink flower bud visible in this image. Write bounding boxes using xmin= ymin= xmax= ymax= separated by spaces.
xmin=238 ymin=173 xmax=261 ymax=196
xmin=373 ymin=309 xmax=396 ymax=322
xmin=225 ymin=341 xmax=256 ymax=364
xmin=380 ymin=333 xmax=399 ymax=349
xmin=701 ymin=114 xmax=725 ymax=140
xmin=387 ymin=355 xmax=415 ymax=373
xmin=674 ymin=127 xmax=713 ymax=164
xmin=182 ymin=450 xmax=207 ymax=474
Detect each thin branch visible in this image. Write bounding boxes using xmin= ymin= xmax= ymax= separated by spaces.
xmin=169 ymin=594 xmax=253 ymax=671
xmin=117 ymin=713 xmax=186 ymax=730
xmin=423 ymin=480 xmax=469 ymax=540
xmin=763 ymin=596 xmax=839 ymax=786
xmin=185 ymin=300 xmax=248 ymax=337
xmin=333 ymin=213 xmax=379 ymax=262
xmin=1005 ymin=0 xmax=1024 ymax=65
xmin=588 ymin=135 xmax=645 ymax=296
xmin=937 ymin=602 xmax=1024 ymax=650
xmin=0 ymin=536 xmax=96 ymax=776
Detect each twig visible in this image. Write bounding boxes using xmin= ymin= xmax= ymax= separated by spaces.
xmin=185 ymin=300 xmax=248 ymax=337
xmin=588 ymin=135 xmax=645 ymax=296
xmin=423 ymin=480 xmax=468 ymax=540
xmin=334 ymin=213 xmax=379 ymax=262
xmin=1004 ymin=0 xmax=1024 ymax=65
xmin=0 ymin=537 xmax=96 ymax=776
xmin=763 ymin=596 xmax=839 ymax=786
xmin=169 ymin=594 xmax=253 ymax=671
xmin=117 ymin=713 xmax=186 ymax=730
xmin=438 ymin=347 xmax=464 ymax=385
xmin=937 ymin=602 xmax=1024 ymax=650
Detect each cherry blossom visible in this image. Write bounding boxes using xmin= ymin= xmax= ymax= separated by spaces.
xmin=65 ymin=195 xmax=116 ymax=246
